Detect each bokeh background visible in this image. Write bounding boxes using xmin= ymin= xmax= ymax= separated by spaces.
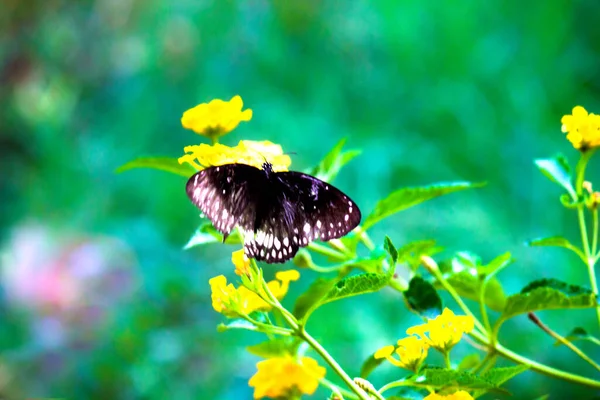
xmin=2 ymin=1 xmax=600 ymax=398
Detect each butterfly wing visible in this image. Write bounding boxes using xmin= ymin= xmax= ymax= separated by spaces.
xmin=243 ymin=171 xmax=361 ymax=263
xmin=185 ymin=164 xmax=264 ymax=238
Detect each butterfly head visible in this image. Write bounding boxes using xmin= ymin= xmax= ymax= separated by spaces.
xmin=261 ymin=161 xmax=274 ymax=175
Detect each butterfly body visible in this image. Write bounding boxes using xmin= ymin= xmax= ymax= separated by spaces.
xmin=186 ymin=162 xmax=361 ymax=263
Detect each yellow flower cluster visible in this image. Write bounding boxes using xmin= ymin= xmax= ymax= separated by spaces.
xmin=407 ymin=308 xmax=474 ymax=352
xmin=561 ymin=106 xmax=600 ymax=151
xmin=209 ymin=260 xmax=300 ymax=317
xmin=375 ymin=308 xmax=474 ymax=371
xmin=181 ymin=95 xmax=252 ymax=137
xmin=248 ymin=355 xmax=326 ymax=399
xmin=424 ymin=391 xmax=474 ymax=400
xmin=178 ymin=140 xmax=292 ymax=172
xmin=374 ymin=336 xmax=428 ymax=371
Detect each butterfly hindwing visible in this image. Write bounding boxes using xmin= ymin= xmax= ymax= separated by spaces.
xmin=240 ymin=170 xmax=361 ymax=263
xmin=186 ymin=163 xmax=361 ymax=264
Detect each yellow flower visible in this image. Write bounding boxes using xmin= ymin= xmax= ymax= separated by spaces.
xmin=268 ymin=270 xmax=300 ymax=299
xmin=561 ymin=106 xmax=600 ymax=151
xmin=423 ymin=390 xmax=473 ymax=400
xmin=209 ymin=275 xmax=268 ymax=316
xmin=181 ymin=95 xmax=252 ymax=137
xmin=178 ymin=140 xmax=291 ymax=172
xmin=248 ymin=355 xmax=326 ymax=399
xmin=232 ymin=249 xmax=251 ymax=276
xmin=209 ymin=271 xmax=300 ymax=316
xmin=406 ymin=308 xmax=474 ymax=352
xmin=374 ymin=336 xmax=429 ymax=371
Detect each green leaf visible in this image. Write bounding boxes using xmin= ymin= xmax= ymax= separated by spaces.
xmin=184 ymin=223 xmax=242 ymax=249
xmin=359 ymin=353 xmax=386 ymax=379
xmin=311 ymin=138 xmax=361 ymax=182
xmin=409 ymin=367 xmax=507 ymax=393
xmin=554 ymin=327 xmax=600 ymax=347
xmin=384 ymin=236 xmax=398 ymax=265
xmin=527 ymin=236 xmax=583 ymax=259
xmin=437 ymin=252 xmax=507 ymax=312
xmin=293 ymin=278 xmax=337 ymax=321
xmin=480 ymin=365 xmax=529 ymax=386
xmin=472 ymin=365 xmax=529 ymax=398
xmin=396 ymin=239 xmax=443 ymax=270
xmin=480 ymin=252 xmax=513 ymax=281
xmin=457 ymin=353 xmax=481 ymax=371
xmin=363 ymin=181 xmax=485 ymax=230
xmin=322 ymin=268 xmax=394 ymax=304
xmin=499 ymin=279 xmax=597 ymax=323
xmin=116 ymin=156 xmax=196 ymax=177
xmin=217 ymin=319 xmax=257 ymax=332
xmin=403 ymin=276 xmax=442 ymax=318
xmin=246 ymin=338 xmax=299 ymax=358
xmin=534 ymin=156 xmax=575 ymax=197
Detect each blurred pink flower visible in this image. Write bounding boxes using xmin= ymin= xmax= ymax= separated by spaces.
xmin=1 ymin=222 xmax=138 ymax=348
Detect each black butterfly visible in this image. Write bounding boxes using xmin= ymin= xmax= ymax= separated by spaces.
xmin=186 ymin=162 xmax=361 ymax=263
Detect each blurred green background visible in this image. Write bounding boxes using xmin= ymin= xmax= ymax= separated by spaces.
xmin=2 ymin=0 xmax=600 ymax=398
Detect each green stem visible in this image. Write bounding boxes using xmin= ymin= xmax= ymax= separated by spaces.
xmin=300 ymin=329 xmax=371 ymax=400
xmin=479 ymin=283 xmax=492 ymax=338
xmin=469 ymin=330 xmax=600 ymax=388
xmin=421 ymin=256 xmax=487 ymax=336
xmin=320 ymin=378 xmax=359 ymax=400
xmin=443 ymin=351 xmax=452 ymax=369
xmin=575 ymin=151 xmax=600 ymax=329
xmin=259 ymin=275 xmax=370 ymax=399
xmin=354 ymin=225 xmax=375 ymax=251
xmin=593 ymin=208 xmax=598 ymax=257
xmin=528 ymin=313 xmax=600 ymax=372
xmin=308 ymin=242 xmax=348 ymax=262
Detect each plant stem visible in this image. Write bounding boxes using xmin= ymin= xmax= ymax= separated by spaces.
xmin=259 ymin=274 xmax=370 ymax=399
xmin=308 ymin=242 xmax=348 ymax=262
xmin=300 ymin=328 xmax=371 ymax=400
xmin=593 ymin=208 xmax=599 ymax=257
xmin=574 ymin=151 xmax=600 ymax=329
xmin=468 ymin=329 xmax=600 ymax=388
xmin=354 ymin=226 xmax=375 ymax=251
xmin=528 ymin=312 xmax=600 ymax=372
xmin=421 ymin=256 xmax=487 ymax=336
xmin=320 ymin=378 xmax=360 ymax=400
xmin=443 ymin=351 xmax=452 ymax=369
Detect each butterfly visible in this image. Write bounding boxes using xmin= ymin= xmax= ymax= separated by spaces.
xmin=186 ymin=162 xmax=361 ymax=263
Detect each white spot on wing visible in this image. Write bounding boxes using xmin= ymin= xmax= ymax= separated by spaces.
xmin=344 ymin=214 xmax=349 ymax=221
xmin=283 ymin=237 xmax=289 ymax=247
xmin=303 ymin=223 xmax=311 ymax=233
xmin=316 ymin=220 xmax=322 ymax=229
xmin=274 ymin=237 xmax=281 ymax=250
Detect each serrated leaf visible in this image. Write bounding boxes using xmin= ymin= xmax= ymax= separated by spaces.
xmin=116 ymin=156 xmax=196 ymax=177
xmin=384 ymin=236 xmax=398 ymax=265
xmin=480 ymin=365 xmax=530 ymax=386
xmin=534 ymin=156 xmax=575 ymax=197
xmin=359 ymin=353 xmax=386 ymax=379
xmin=554 ymin=327 xmax=600 ymax=347
xmin=472 ymin=365 xmax=529 ymax=398
xmin=293 ymin=278 xmax=337 ymax=321
xmin=217 ymin=319 xmax=257 ymax=332
xmin=323 ymin=269 xmax=394 ymax=304
xmin=410 ymin=367 xmax=506 ymax=393
xmin=404 ymin=276 xmax=442 ymax=318
xmin=457 ymin=353 xmax=481 ymax=371
xmin=363 ymin=181 xmax=485 ymax=230
xmin=499 ymin=279 xmax=597 ymax=324
xmin=184 ymin=223 xmax=242 ymax=249
xmin=311 ymin=138 xmax=361 ymax=182
xmin=246 ymin=338 xmax=299 ymax=358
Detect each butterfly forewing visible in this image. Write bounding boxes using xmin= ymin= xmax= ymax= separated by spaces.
xmin=186 ymin=164 xmax=264 ymax=237
xmin=186 ymin=163 xmax=361 ymax=264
